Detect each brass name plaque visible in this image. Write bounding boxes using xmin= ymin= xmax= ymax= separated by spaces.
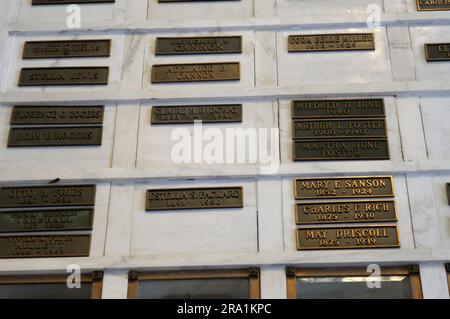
xmin=8 ymin=126 xmax=103 ymax=147
xmin=294 ymin=177 xmax=394 ymax=200
xmin=293 ymin=119 xmax=387 ymax=140
xmin=155 ymin=36 xmax=242 ymax=55
xmin=32 ymin=0 xmax=114 ymax=4
xmin=146 ymin=187 xmax=243 ymax=211
xmin=152 ymin=104 xmax=242 ymax=124
xmin=0 ymin=185 xmax=96 ymax=208
xmin=292 ymin=99 xmax=385 ymax=119
xmin=151 ymin=62 xmax=240 ymax=83
xmin=293 ymin=139 xmax=390 ymax=161
xmin=296 ymin=225 xmax=400 ymax=250
xmin=0 ymin=209 xmax=94 ymax=233
xmin=0 ymin=235 xmax=91 ymax=258
xmin=296 ymin=200 xmax=397 ymax=225
xmin=19 ymin=67 xmax=109 ymax=86
xmin=11 ymin=106 xmax=104 ymax=125
xmin=288 ymin=33 xmax=375 ymax=52
xmin=23 ymin=40 xmax=111 ymax=59
xmin=425 ymin=43 xmax=450 ymax=61
xmin=416 ymin=0 xmax=450 ymax=11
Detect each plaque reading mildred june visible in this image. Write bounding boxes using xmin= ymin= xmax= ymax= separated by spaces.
xmin=151 ymin=62 xmax=240 ymax=83
xmin=11 ymin=106 xmax=104 ymax=125
xmin=294 ymin=177 xmax=394 ymax=200
xmin=296 ymin=225 xmax=400 ymax=250
xmin=288 ymin=33 xmax=375 ymax=52
xmin=23 ymin=40 xmax=111 ymax=59
xmin=296 ymin=200 xmax=397 ymax=225
xmin=32 ymin=0 xmax=115 ymax=4
xmin=152 ymin=104 xmax=242 ymax=124
xmin=155 ymin=36 xmax=242 ymax=55
xmin=0 ymin=235 xmax=91 ymax=258
xmin=416 ymin=0 xmax=450 ymax=11
xmin=292 ymin=99 xmax=385 ymax=119
xmin=425 ymin=44 xmax=450 ymax=61
xmin=146 ymin=187 xmax=243 ymax=211
xmin=19 ymin=67 xmax=109 ymax=86
xmin=0 ymin=185 xmax=96 ymax=208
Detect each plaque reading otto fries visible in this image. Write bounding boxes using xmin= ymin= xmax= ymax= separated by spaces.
xmin=146 ymin=187 xmax=243 ymax=211
xmin=288 ymin=33 xmax=375 ymax=52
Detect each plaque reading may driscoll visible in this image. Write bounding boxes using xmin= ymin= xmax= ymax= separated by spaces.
xmin=152 ymin=104 xmax=242 ymax=124
xmin=288 ymin=33 xmax=375 ymax=52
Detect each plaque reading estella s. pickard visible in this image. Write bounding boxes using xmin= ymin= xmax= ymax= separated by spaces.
xmin=294 ymin=176 xmax=394 ymax=200
xmin=32 ymin=0 xmax=115 ymax=4
xmin=416 ymin=0 xmax=450 ymax=11
xmin=288 ymin=33 xmax=375 ymax=52
xmin=425 ymin=43 xmax=450 ymax=61
xmin=8 ymin=126 xmax=103 ymax=147
xmin=0 ymin=185 xmax=96 ymax=209
xmin=0 ymin=209 xmax=94 ymax=233
xmin=296 ymin=200 xmax=397 ymax=225
xmin=155 ymin=36 xmax=242 ymax=55
xmin=292 ymin=99 xmax=385 ymax=119
xmin=23 ymin=40 xmax=111 ymax=59
xmin=19 ymin=67 xmax=109 ymax=86
xmin=11 ymin=106 xmax=104 ymax=125
xmin=152 ymin=104 xmax=242 ymax=124
xmin=296 ymin=225 xmax=400 ymax=250
xmin=151 ymin=62 xmax=240 ymax=83
xmin=146 ymin=187 xmax=243 ymax=211
xmin=0 ymin=235 xmax=91 ymax=259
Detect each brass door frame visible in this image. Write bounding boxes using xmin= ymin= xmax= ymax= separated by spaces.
xmin=127 ymin=268 xmax=260 ymax=299
xmin=286 ymin=265 xmax=422 ymax=299
xmin=446 ymin=264 xmax=450 ymax=293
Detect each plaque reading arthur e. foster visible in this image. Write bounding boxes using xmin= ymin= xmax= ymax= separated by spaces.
xmin=152 ymin=104 xmax=242 ymax=124
xmin=288 ymin=33 xmax=375 ymax=52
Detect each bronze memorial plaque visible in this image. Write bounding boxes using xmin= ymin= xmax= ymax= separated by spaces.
xmin=425 ymin=44 xmax=450 ymax=62
xmin=8 ymin=126 xmax=103 ymax=147
xmin=152 ymin=104 xmax=242 ymax=124
xmin=32 ymin=0 xmax=115 ymax=4
xmin=296 ymin=200 xmax=397 ymax=225
xmin=293 ymin=119 xmax=387 ymax=140
xmin=155 ymin=36 xmax=242 ymax=55
xmin=23 ymin=40 xmax=111 ymax=59
xmin=296 ymin=225 xmax=400 ymax=250
xmin=0 ymin=209 xmax=94 ymax=233
xmin=0 ymin=185 xmax=96 ymax=208
xmin=19 ymin=67 xmax=109 ymax=86
xmin=288 ymin=33 xmax=375 ymax=52
xmin=292 ymin=99 xmax=385 ymax=119
xmin=151 ymin=62 xmax=240 ymax=83
xmin=294 ymin=176 xmax=394 ymax=200
xmin=146 ymin=187 xmax=243 ymax=211
xmin=11 ymin=106 xmax=104 ymax=125
xmin=416 ymin=0 xmax=450 ymax=11
xmin=293 ymin=139 xmax=390 ymax=161
xmin=0 ymin=235 xmax=91 ymax=258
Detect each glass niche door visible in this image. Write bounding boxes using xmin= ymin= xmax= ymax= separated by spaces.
xmin=0 ymin=271 xmax=103 ymax=299
xmin=127 ymin=269 xmax=260 ymax=299
xmin=286 ymin=266 xmax=423 ymax=299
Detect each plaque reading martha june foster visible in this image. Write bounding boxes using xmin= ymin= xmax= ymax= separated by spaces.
xmin=146 ymin=187 xmax=243 ymax=211
xmin=288 ymin=33 xmax=375 ymax=52
xmin=152 ymin=104 xmax=242 ymax=124
xmin=425 ymin=44 xmax=450 ymax=61
xmin=155 ymin=36 xmax=242 ymax=55
xmin=292 ymin=99 xmax=385 ymax=119
xmin=11 ymin=106 xmax=104 ymax=125
xmin=19 ymin=67 xmax=109 ymax=86
xmin=23 ymin=40 xmax=111 ymax=59
xmin=293 ymin=119 xmax=386 ymax=139
xmin=416 ymin=0 xmax=450 ymax=11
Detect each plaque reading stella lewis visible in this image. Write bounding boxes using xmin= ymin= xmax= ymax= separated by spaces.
xmin=425 ymin=44 xmax=450 ymax=62
xmin=23 ymin=40 xmax=111 ymax=59
xmin=19 ymin=67 xmax=109 ymax=86
xmin=11 ymin=106 xmax=104 ymax=125
xmin=152 ymin=104 xmax=242 ymax=124
xmin=146 ymin=187 xmax=243 ymax=211
xmin=416 ymin=0 xmax=450 ymax=11
xmin=155 ymin=36 xmax=242 ymax=55
xmin=288 ymin=33 xmax=375 ymax=52
xmin=292 ymin=99 xmax=385 ymax=119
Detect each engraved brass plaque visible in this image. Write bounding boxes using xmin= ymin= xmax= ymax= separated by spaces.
xmin=293 ymin=119 xmax=387 ymax=140
xmin=0 ymin=235 xmax=91 ymax=258
xmin=146 ymin=187 xmax=243 ymax=211
xmin=23 ymin=40 xmax=111 ymax=59
xmin=0 ymin=209 xmax=94 ymax=233
xmin=292 ymin=99 xmax=385 ymax=119
xmin=32 ymin=0 xmax=114 ymax=4
xmin=416 ymin=0 xmax=450 ymax=11
xmin=155 ymin=36 xmax=242 ymax=55
xmin=294 ymin=176 xmax=394 ymax=200
xmin=152 ymin=104 xmax=242 ymax=124
xmin=8 ymin=126 xmax=103 ymax=147
xmin=425 ymin=43 xmax=450 ymax=61
xmin=0 ymin=185 xmax=96 ymax=208
xmin=296 ymin=225 xmax=400 ymax=250
xmin=151 ymin=62 xmax=240 ymax=83
xmin=19 ymin=67 xmax=109 ymax=86
xmin=11 ymin=106 xmax=104 ymax=125
xmin=296 ymin=200 xmax=397 ymax=225
xmin=447 ymin=183 xmax=450 ymax=205
xmin=293 ymin=139 xmax=390 ymax=161
xmin=288 ymin=33 xmax=375 ymax=52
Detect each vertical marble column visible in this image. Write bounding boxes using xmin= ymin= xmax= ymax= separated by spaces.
xmin=419 ymin=263 xmax=450 ymax=299
xmin=254 ymin=0 xmax=276 ymax=17
xmin=101 ymin=270 xmax=130 ymax=299
xmin=387 ymin=26 xmax=416 ymax=81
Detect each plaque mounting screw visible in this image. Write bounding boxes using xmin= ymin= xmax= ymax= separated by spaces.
xmin=446 ymin=264 xmax=450 ymax=272
xmin=408 ymin=265 xmax=420 ymax=274
xmin=128 ymin=271 xmax=139 ymax=281
xmin=92 ymin=271 xmax=103 ymax=281
xmin=249 ymin=268 xmax=259 ymax=278
xmin=286 ymin=267 xmax=296 ymax=278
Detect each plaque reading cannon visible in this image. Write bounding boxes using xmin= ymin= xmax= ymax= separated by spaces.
xmin=155 ymin=36 xmax=242 ymax=55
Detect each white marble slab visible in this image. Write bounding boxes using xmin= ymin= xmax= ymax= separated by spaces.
xmin=421 ymin=96 xmax=450 ymax=160
xmin=276 ymin=0 xmax=384 ymax=16
xmin=431 ymin=174 xmax=450 ymax=249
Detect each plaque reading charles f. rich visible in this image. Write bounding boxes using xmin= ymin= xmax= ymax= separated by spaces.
xmin=23 ymin=40 xmax=111 ymax=59
xmin=294 ymin=177 xmax=394 ymax=200
xmin=296 ymin=200 xmax=397 ymax=225
xmin=292 ymin=99 xmax=385 ymax=119
xmin=146 ymin=187 xmax=243 ymax=211
xmin=11 ymin=106 xmax=104 ymax=125
xmin=425 ymin=44 xmax=450 ymax=62
xmin=0 ymin=235 xmax=91 ymax=258
xmin=288 ymin=33 xmax=375 ymax=52
xmin=32 ymin=0 xmax=115 ymax=4
xmin=152 ymin=104 xmax=242 ymax=124
xmin=0 ymin=185 xmax=96 ymax=209
xmin=296 ymin=225 xmax=400 ymax=250
xmin=19 ymin=67 xmax=109 ymax=86
xmin=416 ymin=0 xmax=450 ymax=11
xmin=151 ymin=62 xmax=240 ymax=83
xmin=155 ymin=36 xmax=242 ymax=55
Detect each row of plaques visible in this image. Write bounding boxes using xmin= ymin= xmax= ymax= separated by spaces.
xmin=294 ymin=176 xmax=400 ymax=250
